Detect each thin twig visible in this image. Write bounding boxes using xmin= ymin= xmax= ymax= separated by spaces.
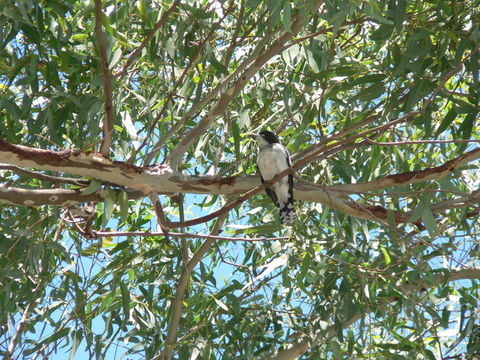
xmin=215 ymin=241 xmax=249 ymax=268
xmin=148 ymin=192 xmax=171 ymax=239
xmin=92 ymin=230 xmax=288 ymax=242
xmin=286 ymin=17 xmax=369 ymax=47
xmin=364 ymin=138 xmax=480 ymax=146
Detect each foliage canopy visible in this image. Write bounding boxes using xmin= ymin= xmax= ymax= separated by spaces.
xmin=0 ymin=0 xmax=480 ymax=359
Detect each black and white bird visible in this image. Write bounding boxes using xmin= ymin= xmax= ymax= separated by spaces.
xmin=250 ymin=130 xmax=296 ymax=224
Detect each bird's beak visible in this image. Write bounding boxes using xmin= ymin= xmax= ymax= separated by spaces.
xmin=249 ymin=134 xmax=259 ymax=140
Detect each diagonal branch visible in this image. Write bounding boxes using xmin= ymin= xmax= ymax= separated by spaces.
xmin=155 ymin=210 xmax=230 ymax=360
xmin=167 ymin=0 xmax=325 ymax=169
xmin=94 ymin=0 xmax=115 ymax=157
xmin=162 ymin=26 xmax=280 ymax=167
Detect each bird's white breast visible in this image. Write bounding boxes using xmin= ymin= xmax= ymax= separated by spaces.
xmin=257 ymin=143 xmax=290 ymax=182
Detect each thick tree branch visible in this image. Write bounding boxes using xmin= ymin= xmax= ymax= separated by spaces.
xmin=0 ymin=186 xmax=147 ymax=214
xmin=94 ymin=0 xmax=115 ymax=157
xmin=1 ymin=139 xmax=478 ymax=227
xmin=0 ymin=186 xmax=107 ymax=207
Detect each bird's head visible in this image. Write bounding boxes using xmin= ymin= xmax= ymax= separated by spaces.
xmin=249 ymin=130 xmax=280 ymax=147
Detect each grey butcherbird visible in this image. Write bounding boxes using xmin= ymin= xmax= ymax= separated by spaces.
xmin=249 ymin=130 xmax=296 ymax=224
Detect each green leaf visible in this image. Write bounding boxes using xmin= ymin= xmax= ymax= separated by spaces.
xmin=282 ymin=2 xmax=291 ymax=32
xmin=109 ymin=47 xmax=123 ymax=69
xmin=119 ymin=190 xmax=129 ymax=223
xmin=81 ymin=179 xmax=102 ymax=195
xmin=410 ymin=195 xmax=431 ymax=223
xmin=422 ymin=208 xmax=439 ymax=236
xmin=365 ymin=3 xmax=393 ymax=25
xmin=103 ymin=187 xmax=117 ymax=225
xmin=266 ymin=0 xmax=282 ymax=24
xmin=209 ymin=55 xmax=228 ymax=75
xmin=71 ymin=33 xmax=88 ymax=42
xmin=436 ymin=107 xmax=457 ymax=135
xmin=460 ymin=112 xmax=477 ymax=139
xmin=380 ymin=247 xmax=391 ymax=265
xmin=305 ymin=49 xmax=320 ymax=73
xmin=231 ymin=121 xmax=241 ymax=160
xmin=393 ymin=0 xmax=407 ymax=32
xmin=299 ymin=252 xmax=311 ymax=280
xmin=212 ymin=296 xmax=228 ymax=311
xmin=239 ymin=109 xmax=250 ymax=129
xmin=20 ymin=23 xmax=41 ymax=43
xmin=246 ymin=0 xmax=262 ymax=8
xmin=165 ymin=37 xmax=175 ymax=59
xmin=42 ymin=328 xmax=70 ymax=345
xmin=282 ymin=43 xmax=301 ymax=66
xmin=69 ymin=330 xmax=83 ymax=360
xmin=351 ymin=83 xmax=385 ymax=102
xmin=120 ymin=281 xmax=130 ymax=325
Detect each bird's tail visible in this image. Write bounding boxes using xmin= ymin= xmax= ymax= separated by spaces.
xmin=279 ymin=198 xmax=296 ymax=224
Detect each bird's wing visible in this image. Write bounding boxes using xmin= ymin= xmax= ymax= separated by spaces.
xmin=257 ymin=165 xmax=279 ymax=207
xmin=284 ymin=148 xmax=294 ymax=200
xmin=288 ymin=173 xmax=294 ymax=199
